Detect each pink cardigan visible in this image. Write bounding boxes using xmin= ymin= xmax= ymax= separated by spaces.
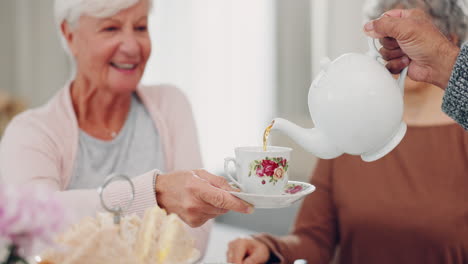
xmin=0 ymin=83 xmax=212 ymax=254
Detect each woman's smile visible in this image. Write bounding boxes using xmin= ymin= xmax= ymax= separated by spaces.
xmin=109 ymin=61 xmax=140 ymax=73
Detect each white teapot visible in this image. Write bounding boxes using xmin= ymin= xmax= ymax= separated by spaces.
xmin=271 ymin=38 xmax=408 ymax=162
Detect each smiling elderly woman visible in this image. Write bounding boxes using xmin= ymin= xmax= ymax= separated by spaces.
xmin=0 ymin=0 xmax=252 ymax=257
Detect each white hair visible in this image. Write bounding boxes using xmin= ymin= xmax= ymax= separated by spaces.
xmin=54 ymin=0 xmax=152 ymax=56
xmin=54 ymin=0 xmax=154 ymax=28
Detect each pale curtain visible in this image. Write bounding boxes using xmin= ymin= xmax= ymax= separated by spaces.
xmin=142 ymin=0 xmax=276 ymax=172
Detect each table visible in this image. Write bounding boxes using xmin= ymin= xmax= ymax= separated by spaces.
xmin=202 ymin=222 xmax=255 ymax=263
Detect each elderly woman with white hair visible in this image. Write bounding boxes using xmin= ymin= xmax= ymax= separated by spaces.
xmin=226 ymin=0 xmax=468 ymax=263
xmin=0 ymin=0 xmax=252 ymax=256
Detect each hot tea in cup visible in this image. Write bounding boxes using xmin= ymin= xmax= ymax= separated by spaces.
xmin=224 ymin=146 xmax=291 ymax=195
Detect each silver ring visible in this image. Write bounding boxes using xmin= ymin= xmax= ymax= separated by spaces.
xmin=98 ymin=174 xmax=135 ymax=215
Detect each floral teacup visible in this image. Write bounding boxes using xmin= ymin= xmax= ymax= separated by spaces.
xmin=224 ymin=146 xmax=292 ymax=195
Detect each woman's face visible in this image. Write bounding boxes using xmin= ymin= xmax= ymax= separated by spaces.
xmin=64 ymin=0 xmax=151 ymax=93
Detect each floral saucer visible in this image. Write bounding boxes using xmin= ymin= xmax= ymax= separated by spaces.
xmin=229 ymin=181 xmax=316 ymax=209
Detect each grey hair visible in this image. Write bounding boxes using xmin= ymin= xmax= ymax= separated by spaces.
xmin=364 ymin=0 xmax=468 ymax=46
xmin=54 ymin=0 xmax=153 ymax=29
xmin=54 ymin=0 xmax=153 ymax=55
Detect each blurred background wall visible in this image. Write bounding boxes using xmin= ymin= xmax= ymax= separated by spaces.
xmin=0 ymin=0 xmax=69 ymax=106
xmin=0 ymin=0 xmax=367 ymax=234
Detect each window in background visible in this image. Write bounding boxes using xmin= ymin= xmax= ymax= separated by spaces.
xmin=142 ymin=0 xmax=276 ymax=173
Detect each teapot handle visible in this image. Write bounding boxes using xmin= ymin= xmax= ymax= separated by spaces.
xmin=367 ymin=37 xmax=381 ymax=59
xmin=367 ymin=37 xmax=408 ymax=94
xmin=397 ymin=67 xmax=408 ymax=94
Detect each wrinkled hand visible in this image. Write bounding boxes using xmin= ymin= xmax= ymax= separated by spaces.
xmin=227 ymin=237 xmax=270 ymax=264
xmin=155 ymin=169 xmax=253 ymax=227
xmin=364 ymin=9 xmax=460 ymax=89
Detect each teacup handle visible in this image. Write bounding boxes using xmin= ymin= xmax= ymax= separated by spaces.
xmin=367 ymin=37 xmax=408 ymax=94
xmin=224 ymin=157 xmax=244 ymax=190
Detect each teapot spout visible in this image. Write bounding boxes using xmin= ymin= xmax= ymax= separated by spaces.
xmin=271 ymin=118 xmax=342 ymax=159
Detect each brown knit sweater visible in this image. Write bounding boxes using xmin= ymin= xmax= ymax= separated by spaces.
xmin=256 ymin=124 xmax=468 ymax=264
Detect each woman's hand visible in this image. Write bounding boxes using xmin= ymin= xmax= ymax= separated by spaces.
xmin=364 ymin=9 xmax=460 ymax=89
xmin=227 ymin=237 xmax=270 ymax=264
xmin=155 ymin=169 xmax=253 ymax=227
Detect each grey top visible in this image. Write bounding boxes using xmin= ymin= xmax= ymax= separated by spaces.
xmin=442 ymin=43 xmax=468 ymax=130
xmin=68 ymin=94 xmax=165 ymax=189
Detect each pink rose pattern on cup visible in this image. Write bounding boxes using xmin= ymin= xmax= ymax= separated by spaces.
xmin=249 ymin=157 xmax=289 ymax=185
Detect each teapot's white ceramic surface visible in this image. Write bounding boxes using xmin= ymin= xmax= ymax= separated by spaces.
xmin=272 ymin=38 xmax=408 ymax=162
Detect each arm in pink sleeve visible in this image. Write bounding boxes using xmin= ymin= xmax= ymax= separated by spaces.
xmin=0 ymin=117 xmax=157 ymax=226
xmin=155 ymin=85 xmax=210 ymax=255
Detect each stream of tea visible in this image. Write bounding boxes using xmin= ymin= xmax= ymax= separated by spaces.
xmin=263 ymin=120 xmax=275 ymax=151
